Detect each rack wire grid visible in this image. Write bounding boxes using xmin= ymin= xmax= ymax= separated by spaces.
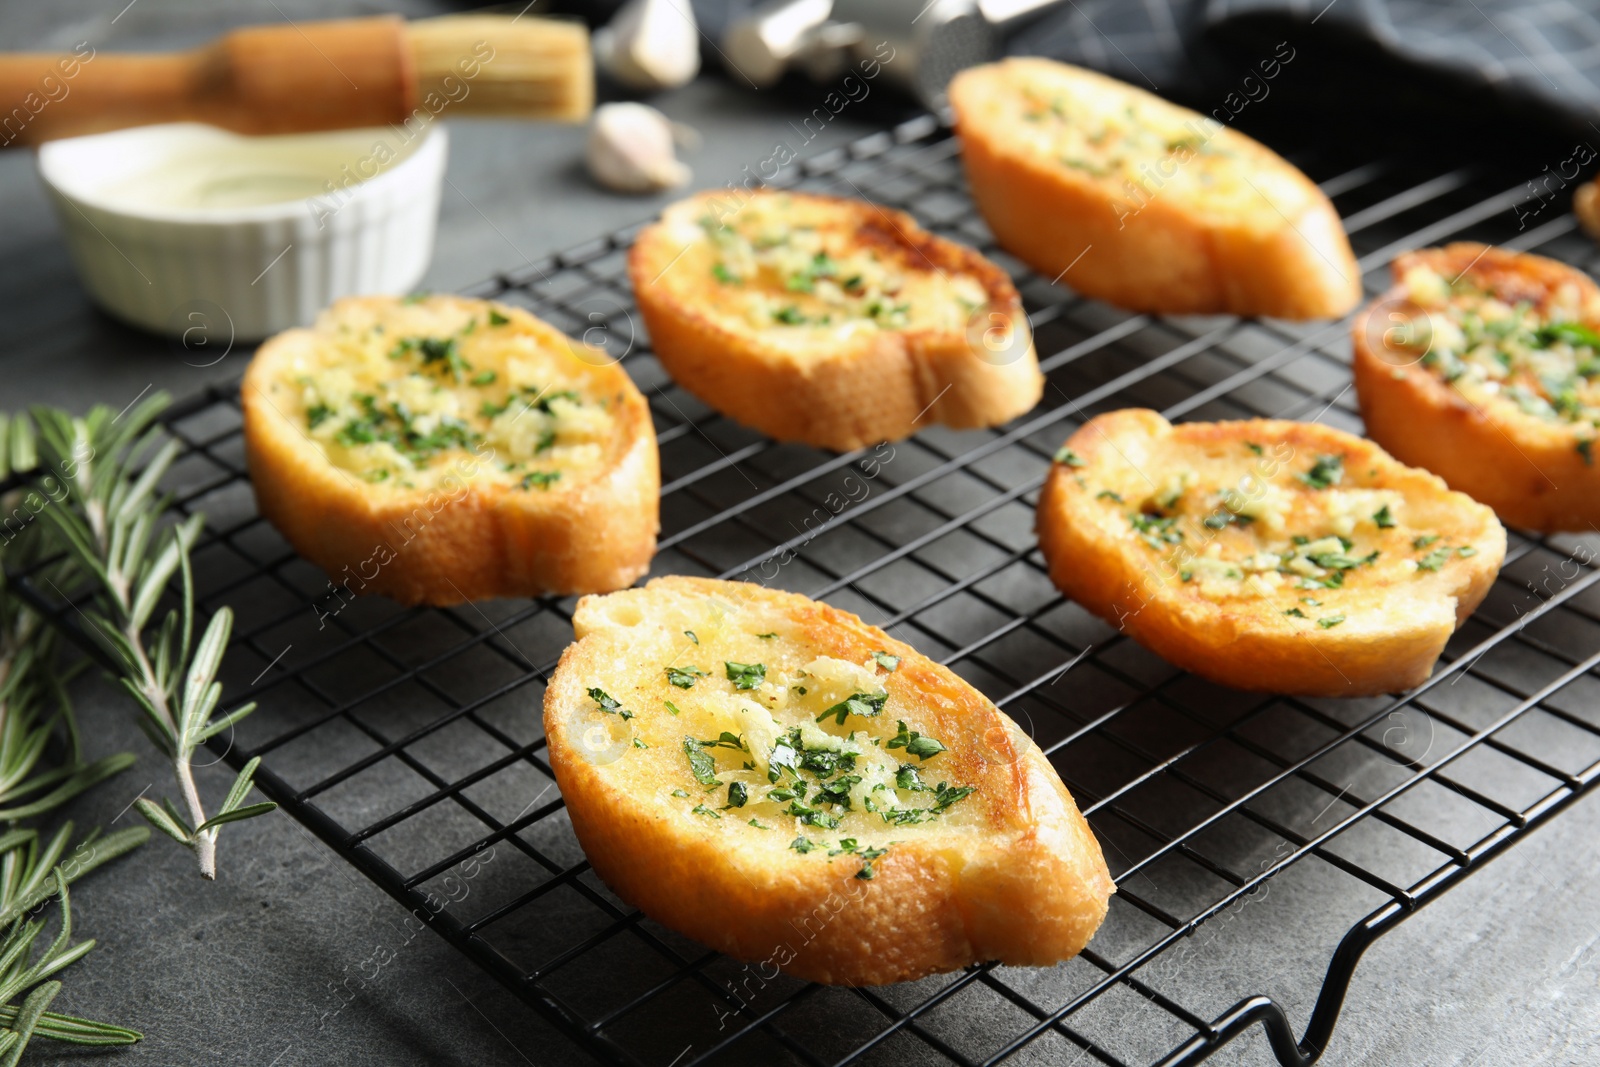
xmin=13 ymin=112 xmax=1600 ymax=1067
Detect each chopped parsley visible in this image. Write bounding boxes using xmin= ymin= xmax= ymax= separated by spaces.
xmin=711 ymin=262 xmax=740 ymax=284
xmin=1307 ymin=549 xmax=1379 ymax=570
xmin=755 ymin=632 xmax=777 ymax=640
xmin=1372 ymin=504 xmax=1395 ymax=528
xmin=1298 ymin=455 xmax=1344 ymax=490
xmin=773 ymin=306 xmax=808 ymax=325
xmin=666 ymin=665 xmax=709 ymax=689
xmin=871 ymin=651 xmax=901 ymax=672
xmin=726 ymin=782 xmax=748 ymax=808
xmin=1055 ymin=447 xmax=1087 ymax=467
xmin=663 ymin=700 xmax=682 ymax=716
xmin=1318 ymin=614 xmax=1346 ymax=629
xmin=589 ymin=688 xmax=633 ymax=720
xmin=392 ymin=336 xmax=471 ymax=382
xmin=1203 ymin=510 xmax=1253 ymax=530
xmin=1580 ymin=439 xmax=1595 ymax=466
xmin=1413 ymin=534 xmax=1441 ymax=549
xmin=817 ymin=691 xmax=887 ymax=726
xmin=1097 ymin=490 xmax=1125 ymax=503
xmin=1459 ymin=546 xmax=1478 ymax=557
xmin=886 ymin=720 xmax=946 ymax=761
xmin=691 ymin=804 xmax=722 ymax=819
xmin=684 ymin=630 xmax=699 ymax=644
xmin=1417 ymin=546 xmax=1453 ymax=571
xmin=488 ymin=309 xmax=510 ymax=326
xmin=521 ymin=471 xmax=561 ymax=490
xmin=790 ymin=837 xmax=817 ymax=854
xmin=1284 ymin=608 xmax=1307 ymax=618
xmin=306 ymin=403 xmax=333 ymax=429
xmin=683 ymin=737 xmax=720 ymax=787
xmin=469 ymin=370 xmax=498 ymax=386
xmin=725 ymin=661 xmax=767 ymax=690
xmin=1245 ymin=442 xmax=1264 ymax=455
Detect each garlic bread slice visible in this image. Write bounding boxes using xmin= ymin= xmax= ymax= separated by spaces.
xmin=242 ymin=295 xmax=658 ymax=605
xmin=544 ymin=576 xmax=1112 ymax=986
xmin=629 ymin=189 xmax=1043 ymax=451
xmin=949 ymin=58 xmax=1360 ymax=320
xmin=1353 ymin=244 xmax=1600 ymax=531
xmin=1038 ymin=410 xmax=1505 ymax=696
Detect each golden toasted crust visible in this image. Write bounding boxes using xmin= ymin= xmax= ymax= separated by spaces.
xmin=949 ymin=58 xmax=1360 ymax=320
xmin=1575 ymin=181 xmax=1600 ymax=242
xmin=1352 ymin=244 xmax=1600 ymax=531
xmin=628 ymin=190 xmax=1043 ymax=451
xmin=241 ymin=295 xmax=658 ymax=605
xmin=543 ymin=577 xmax=1112 ymax=985
xmin=1037 ymin=410 xmax=1505 ymax=696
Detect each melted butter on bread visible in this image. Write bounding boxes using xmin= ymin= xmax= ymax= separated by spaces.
xmin=657 ymin=190 xmax=994 ymax=341
xmin=288 ymin=300 xmax=618 ymax=492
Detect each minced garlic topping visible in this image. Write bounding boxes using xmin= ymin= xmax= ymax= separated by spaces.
xmin=1069 ymin=440 xmax=1479 ymax=629
xmin=287 ymin=302 xmax=618 ymax=492
xmin=992 ymin=62 xmax=1308 ymax=216
xmin=1394 ymin=262 xmax=1600 ymax=460
xmin=659 ymin=192 xmax=993 ymax=340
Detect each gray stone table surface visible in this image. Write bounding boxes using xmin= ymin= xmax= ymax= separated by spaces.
xmin=2 ymin=2 xmax=1598 ymax=1066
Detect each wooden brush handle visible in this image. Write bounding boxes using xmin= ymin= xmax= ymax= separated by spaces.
xmin=0 ymin=16 xmax=418 ymax=147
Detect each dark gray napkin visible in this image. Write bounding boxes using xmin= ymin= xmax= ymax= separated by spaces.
xmin=1019 ymin=0 xmax=1600 ymax=143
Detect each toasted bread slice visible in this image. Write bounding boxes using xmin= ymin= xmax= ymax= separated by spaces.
xmin=241 ymin=295 xmax=658 ymax=605
xmin=628 ymin=189 xmax=1043 ymax=451
xmin=1037 ymin=410 xmax=1505 ymax=696
xmin=543 ymin=576 xmax=1112 ymax=985
xmin=948 ymin=58 xmax=1360 ymax=320
xmin=1575 ymin=180 xmax=1600 ymax=242
xmin=1352 ymin=244 xmax=1600 ymax=531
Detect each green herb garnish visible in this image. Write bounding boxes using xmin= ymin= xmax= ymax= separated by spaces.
xmin=683 ymin=737 xmax=720 ymax=786
xmin=817 ymin=692 xmax=887 ymax=726
xmin=666 ymin=665 xmax=709 ymax=689
xmin=1055 ymin=447 xmax=1087 ymax=467
xmin=725 ymin=661 xmax=767 ymax=690
xmin=1298 ymin=455 xmax=1344 ymax=490
xmin=886 ymin=720 xmax=946 ymax=761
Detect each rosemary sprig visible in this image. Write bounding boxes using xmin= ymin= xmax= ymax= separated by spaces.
xmin=0 ymin=453 xmax=147 ymax=1057
xmin=29 ymin=398 xmax=276 ymax=879
xmin=0 ymin=871 xmax=141 ymax=1063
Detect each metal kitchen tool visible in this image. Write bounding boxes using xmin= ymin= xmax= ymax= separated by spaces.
xmin=721 ymin=0 xmax=1064 ymax=106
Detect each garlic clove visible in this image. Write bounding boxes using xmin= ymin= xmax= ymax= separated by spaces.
xmin=594 ymin=0 xmax=702 ymax=93
xmin=586 ymin=102 xmax=692 ymax=194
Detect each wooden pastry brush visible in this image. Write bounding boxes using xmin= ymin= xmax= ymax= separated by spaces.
xmin=0 ymin=14 xmax=593 ymax=147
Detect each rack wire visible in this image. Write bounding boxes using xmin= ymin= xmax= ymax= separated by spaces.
xmin=13 ymin=113 xmax=1600 ymax=1066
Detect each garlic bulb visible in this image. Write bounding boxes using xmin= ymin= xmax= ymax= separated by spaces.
xmin=594 ymin=0 xmax=702 ymax=92
xmin=586 ymin=103 xmax=692 ymax=194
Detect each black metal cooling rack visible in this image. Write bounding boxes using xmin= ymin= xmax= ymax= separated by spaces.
xmin=12 ymin=113 xmax=1600 ymax=1066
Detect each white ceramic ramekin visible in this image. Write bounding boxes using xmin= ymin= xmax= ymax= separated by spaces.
xmin=37 ymin=121 xmax=448 ymax=341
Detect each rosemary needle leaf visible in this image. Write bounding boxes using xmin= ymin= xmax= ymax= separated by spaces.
xmin=2 ymin=981 xmax=61 ymax=1067
xmin=221 ymin=755 xmax=264 ymax=815
xmin=133 ymin=799 xmax=192 ymax=846
xmin=0 ymin=753 xmax=138 ymax=822
xmin=196 ymin=802 xmax=276 ymax=833
xmin=6 ymin=415 xmax=35 ymax=477
xmin=195 ymin=701 xmax=257 ymax=744
xmin=0 ymin=1005 xmax=140 ymax=1045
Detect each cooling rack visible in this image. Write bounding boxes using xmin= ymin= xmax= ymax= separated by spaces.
xmin=12 ymin=112 xmax=1600 ymax=1066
